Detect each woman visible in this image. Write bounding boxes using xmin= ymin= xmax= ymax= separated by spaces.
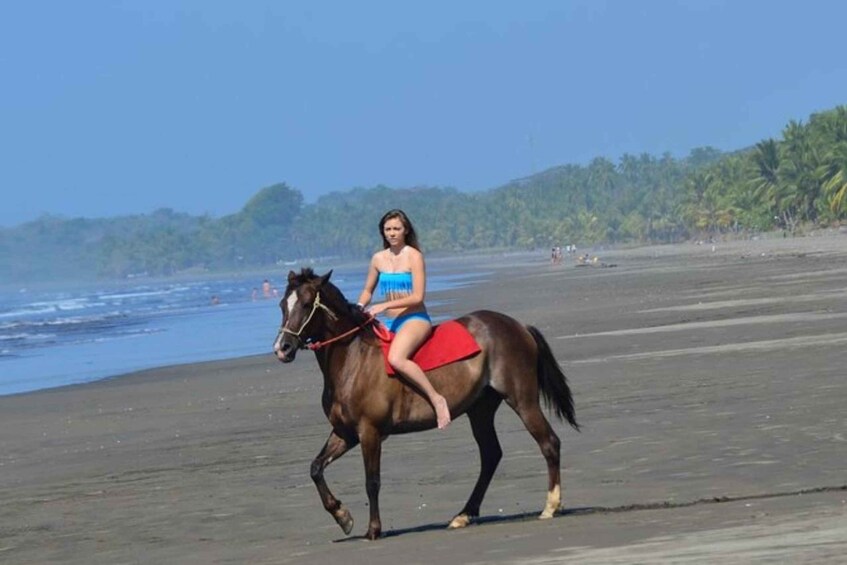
xmin=357 ymin=209 xmax=451 ymax=429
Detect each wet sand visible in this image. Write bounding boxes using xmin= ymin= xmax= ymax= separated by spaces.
xmin=2 ymin=234 xmax=846 ymax=564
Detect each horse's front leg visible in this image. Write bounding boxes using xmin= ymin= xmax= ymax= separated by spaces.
xmin=311 ymin=429 xmax=358 ymax=535
xmin=359 ymin=425 xmax=384 ymax=540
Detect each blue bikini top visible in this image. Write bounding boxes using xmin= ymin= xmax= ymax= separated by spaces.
xmin=377 ymin=271 xmax=412 ymax=297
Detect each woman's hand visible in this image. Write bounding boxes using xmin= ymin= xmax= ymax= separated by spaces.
xmin=367 ymin=302 xmax=388 ymax=316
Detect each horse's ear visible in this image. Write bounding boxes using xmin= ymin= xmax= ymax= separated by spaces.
xmin=287 ymin=270 xmax=297 ymax=284
xmin=320 ymin=270 xmax=333 ymax=285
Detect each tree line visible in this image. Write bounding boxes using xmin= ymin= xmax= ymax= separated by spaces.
xmin=2 ymin=105 xmax=845 ymax=282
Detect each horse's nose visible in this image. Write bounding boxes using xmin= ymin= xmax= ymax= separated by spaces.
xmin=274 ymin=338 xmax=294 ymax=361
xmin=273 ymin=336 xmax=288 ymax=355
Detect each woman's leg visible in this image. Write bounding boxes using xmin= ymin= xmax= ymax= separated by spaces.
xmin=387 ymin=319 xmax=451 ymax=429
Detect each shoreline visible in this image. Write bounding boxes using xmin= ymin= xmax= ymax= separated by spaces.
xmin=4 ymin=231 xmax=843 ymax=401
xmin=2 ymin=233 xmax=846 ymax=563
xmin=0 ymin=259 xmax=495 ymax=399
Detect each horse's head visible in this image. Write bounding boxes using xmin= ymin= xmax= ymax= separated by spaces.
xmin=273 ymin=268 xmax=338 ymax=362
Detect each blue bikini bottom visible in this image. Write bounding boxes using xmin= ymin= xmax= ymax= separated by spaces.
xmin=385 ymin=311 xmax=432 ymax=333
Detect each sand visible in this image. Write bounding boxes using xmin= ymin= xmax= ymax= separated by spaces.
xmin=1 ymin=233 xmax=846 ymax=564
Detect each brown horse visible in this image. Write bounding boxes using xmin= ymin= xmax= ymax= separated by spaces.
xmin=273 ymin=268 xmax=579 ymax=540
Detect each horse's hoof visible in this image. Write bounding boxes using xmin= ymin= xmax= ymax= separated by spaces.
xmin=538 ymin=508 xmax=558 ymax=520
xmin=334 ymin=505 xmax=354 ymax=535
xmin=448 ymin=514 xmax=472 ymax=529
xmin=365 ymin=527 xmax=381 ymax=540
xmin=540 ymin=486 xmax=562 ymax=519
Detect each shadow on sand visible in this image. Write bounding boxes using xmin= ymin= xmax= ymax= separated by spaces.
xmin=332 ymin=506 xmax=602 ymax=542
xmin=332 ymin=484 xmax=847 ymax=541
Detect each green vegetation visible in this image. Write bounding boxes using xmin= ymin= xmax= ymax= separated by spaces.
xmin=2 ymin=106 xmax=846 ymax=282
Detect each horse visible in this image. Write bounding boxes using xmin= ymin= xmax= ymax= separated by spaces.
xmin=273 ymin=268 xmax=579 ymax=540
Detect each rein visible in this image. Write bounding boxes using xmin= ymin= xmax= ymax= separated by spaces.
xmin=307 ymin=314 xmax=377 ymax=351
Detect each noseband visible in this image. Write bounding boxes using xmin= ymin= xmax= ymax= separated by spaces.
xmin=279 ymin=292 xmax=338 ymax=347
xmin=278 ymin=291 xmax=375 ymax=351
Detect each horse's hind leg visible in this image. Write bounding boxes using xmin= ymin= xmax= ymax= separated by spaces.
xmin=510 ymin=402 xmax=562 ymax=519
xmin=449 ymin=388 xmax=503 ymax=529
xmin=311 ymin=430 xmax=358 ymax=535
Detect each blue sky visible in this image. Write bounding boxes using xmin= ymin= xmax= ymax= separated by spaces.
xmin=2 ymin=1 xmax=846 ymax=227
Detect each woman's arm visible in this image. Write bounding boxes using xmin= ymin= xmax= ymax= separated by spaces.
xmin=356 ymin=255 xmax=380 ymax=307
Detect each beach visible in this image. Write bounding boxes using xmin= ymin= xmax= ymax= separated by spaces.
xmin=2 ymin=233 xmax=846 ymax=564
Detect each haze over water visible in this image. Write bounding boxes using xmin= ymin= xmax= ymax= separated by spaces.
xmin=0 ymin=266 xmax=478 ymax=396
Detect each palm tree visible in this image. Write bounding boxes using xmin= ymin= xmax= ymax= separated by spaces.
xmin=781 ymin=121 xmax=824 ymax=222
xmin=819 ymin=141 xmax=847 ymax=214
xmin=750 ymin=139 xmax=781 ymax=201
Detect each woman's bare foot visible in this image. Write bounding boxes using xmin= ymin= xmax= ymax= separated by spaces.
xmin=433 ymin=395 xmax=451 ymax=429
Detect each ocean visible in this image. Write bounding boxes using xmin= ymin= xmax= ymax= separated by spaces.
xmin=0 ymin=265 xmax=479 ymax=396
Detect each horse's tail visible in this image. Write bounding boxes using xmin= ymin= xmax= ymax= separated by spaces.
xmin=527 ymin=325 xmax=580 ymax=431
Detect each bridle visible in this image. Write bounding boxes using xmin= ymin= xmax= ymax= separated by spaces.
xmin=278 ymin=291 xmax=376 ymax=351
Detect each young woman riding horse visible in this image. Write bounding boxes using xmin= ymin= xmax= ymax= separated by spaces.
xmin=355 ymin=209 xmax=451 ymax=429
xmin=273 ymin=261 xmax=580 ymax=540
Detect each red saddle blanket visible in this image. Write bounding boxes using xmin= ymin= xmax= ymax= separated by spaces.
xmin=375 ymin=320 xmax=481 ymax=375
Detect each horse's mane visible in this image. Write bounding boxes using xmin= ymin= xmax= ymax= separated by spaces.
xmin=289 ymin=268 xmax=378 ymax=340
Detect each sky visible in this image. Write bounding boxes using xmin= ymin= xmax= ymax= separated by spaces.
xmin=2 ymin=1 xmax=846 ymax=227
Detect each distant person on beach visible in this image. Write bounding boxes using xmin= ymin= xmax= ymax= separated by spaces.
xmin=251 ymin=288 xmax=259 ymax=301
xmin=262 ymin=279 xmax=272 ymax=299
xmin=551 ymin=246 xmax=563 ymax=264
xmin=356 ymin=209 xmax=451 ymax=429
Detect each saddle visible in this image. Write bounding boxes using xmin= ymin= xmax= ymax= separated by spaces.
xmin=374 ymin=320 xmax=481 ymax=375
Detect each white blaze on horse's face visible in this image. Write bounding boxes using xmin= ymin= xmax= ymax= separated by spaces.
xmin=273 ymin=317 xmax=285 ymax=355
xmin=285 ymin=291 xmax=299 ymax=322
xmin=273 ymin=290 xmax=300 ymax=355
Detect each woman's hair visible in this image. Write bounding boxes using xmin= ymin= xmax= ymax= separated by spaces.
xmin=379 ymin=209 xmax=420 ymax=250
